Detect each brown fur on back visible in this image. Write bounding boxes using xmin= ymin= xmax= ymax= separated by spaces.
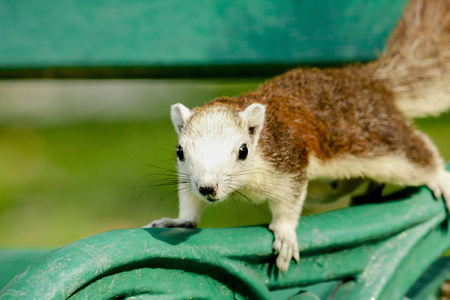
xmin=201 ymin=0 xmax=448 ymax=176
xmin=205 ymin=65 xmax=436 ymax=175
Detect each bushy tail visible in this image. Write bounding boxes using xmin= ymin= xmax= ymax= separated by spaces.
xmin=373 ymin=0 xmax=450 ymax=118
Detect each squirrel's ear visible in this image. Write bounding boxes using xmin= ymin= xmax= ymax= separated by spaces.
xmin=171 ymin=103 xmax=191 ymax=135
xmin=240 ymin=103 xmax=266 ymax=140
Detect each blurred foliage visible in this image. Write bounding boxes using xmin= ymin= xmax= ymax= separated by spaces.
xmin=0 ymin=79 xmax=448 ymax=247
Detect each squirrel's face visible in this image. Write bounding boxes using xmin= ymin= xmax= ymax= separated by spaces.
xmin=171 ymin=103 xmax=266 ymax=203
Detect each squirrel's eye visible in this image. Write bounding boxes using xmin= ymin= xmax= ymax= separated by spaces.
xmin=238 ymin=144 xmax=248 ymax=160
xmin=177 ymin=145 xmax=184 ymax=161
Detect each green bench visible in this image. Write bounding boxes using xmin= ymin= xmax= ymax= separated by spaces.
xmin=1 ymin=181 xmax=449 ymax=299
xmin=1 ymin=0 xmax=449 ymax=299
xmin=0 ymin=0 xmax=408 ymax=77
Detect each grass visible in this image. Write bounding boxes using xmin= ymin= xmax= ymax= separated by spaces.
xmin=0 ymin=79 xmax=449 ymax=247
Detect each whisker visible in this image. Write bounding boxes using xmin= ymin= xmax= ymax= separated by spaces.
xmin=240 ymin=186 xmax=303 ymax=213
xmin=142 ymin=164 xmax=191 ymax=178
xmin=228 ymin=180 xmax=336 ymax=230
xmin=232 ymin=189 xmax=271 ymax=221
xmin=226 ymin=178 xmax=303 ymax=209
xmin=230 ymin=194 xmax=241 ymax=226
xmin=223 ymin=160 xmax=240 ymax=177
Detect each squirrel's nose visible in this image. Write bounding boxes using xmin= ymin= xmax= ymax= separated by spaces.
xmin=198 ymin=185 xmax=216 ymax=196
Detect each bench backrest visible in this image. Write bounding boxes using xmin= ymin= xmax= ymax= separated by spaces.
xmin=0 ymin=0 xmax=408 ymax=78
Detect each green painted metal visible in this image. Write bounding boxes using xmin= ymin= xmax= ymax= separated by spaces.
xmin=1 ymin=176 xmax=449 ymax=299
xmin=0 ymin=0 xmax=408 ymax=75
xmin=0 ymin=249 xmax=49 ymax=290
xmin=407 ymin=258 xmax=450 ymax=300
xmin=2 ymin=2 xmax=448 ymax=297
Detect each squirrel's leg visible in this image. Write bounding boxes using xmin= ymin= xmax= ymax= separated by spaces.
xmin=143 ymin=183 xmax=206 ymax=229
xmin=361 ymin=130 xmax=450 ymax=210
xmin=397 ymin=131 xmax=450 ymax=210
xmin=268 ymin=179 xmax=307 ymax=273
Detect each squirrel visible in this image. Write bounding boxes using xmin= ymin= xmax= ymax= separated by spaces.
xmin=144 ymin=0 xmax=450 ymax=273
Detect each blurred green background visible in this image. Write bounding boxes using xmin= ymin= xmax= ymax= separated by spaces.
xmin=0 ymin=79 xmax=449 ymax=248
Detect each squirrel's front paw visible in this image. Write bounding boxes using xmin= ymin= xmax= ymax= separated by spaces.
xmin=143 ymin=218 xmax=197 ymax=229
xmin=427 ymin=170 xmax=450 ymax=211
xmin=269 ymin=223 xmax=299 ymax=273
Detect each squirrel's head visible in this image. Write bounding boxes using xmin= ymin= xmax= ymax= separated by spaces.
xmin=171 ymin=102 xmax=266 ymax=203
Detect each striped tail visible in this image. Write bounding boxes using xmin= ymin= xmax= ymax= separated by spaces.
xmin=373 ymin=0 xmax=450 ymax=118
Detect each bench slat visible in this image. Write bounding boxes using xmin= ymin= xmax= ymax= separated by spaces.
xmin=0 ymin=0 xmax=408 ymax=77
xmin=1 ymin=180 xmax=449 ymax=299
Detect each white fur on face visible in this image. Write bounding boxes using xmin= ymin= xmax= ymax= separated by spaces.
xmin=172 ymin=103 xmax=266 ymax=202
